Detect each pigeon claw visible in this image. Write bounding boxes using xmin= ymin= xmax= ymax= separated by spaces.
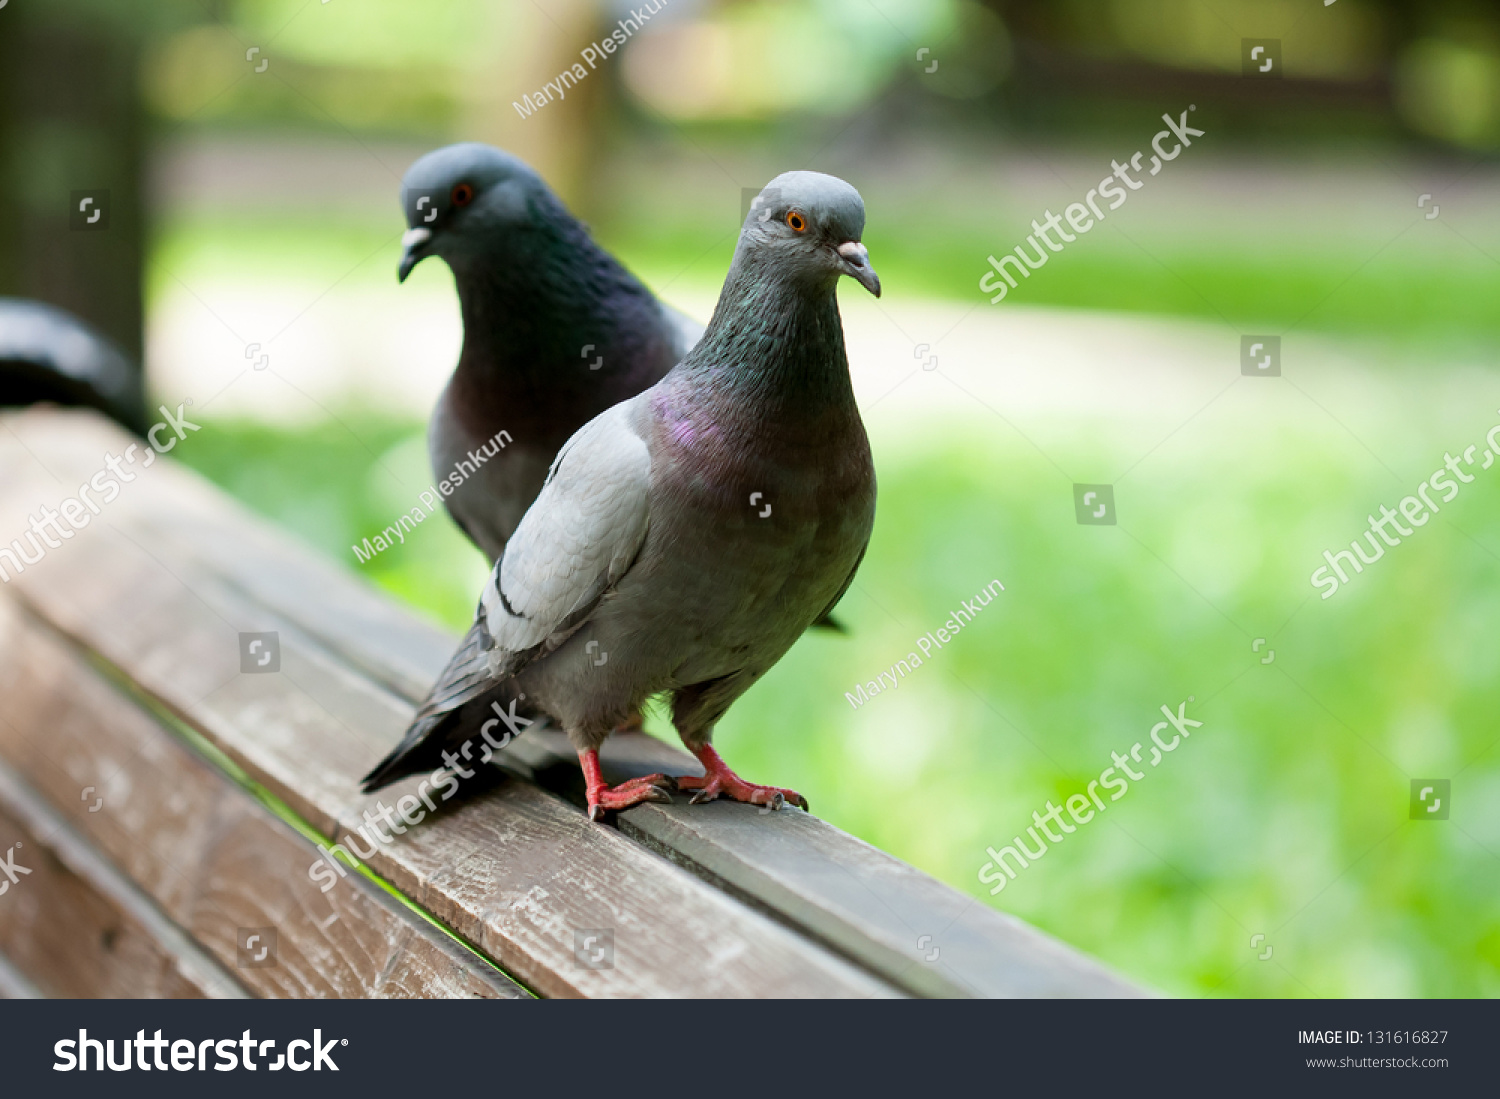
xmin=584 ymin=772 xmax=675 ymax=821
xmin=677 ymin=747 xmax=808 ymax=813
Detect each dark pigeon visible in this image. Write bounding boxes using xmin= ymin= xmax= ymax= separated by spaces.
xmin=0 ymin=298 xmax=146 ymax=432
xmin=363 ymin=171 xmax=881 ymax=818
xmin=396 ymin=143 xmax=701 ymax=563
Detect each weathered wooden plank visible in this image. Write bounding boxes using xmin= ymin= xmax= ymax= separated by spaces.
xmin=518 ymin=726 xmax=1142 ymax=997
xmin=0 ymin=951 xmax=44 ymax=999
xmin=0 ymin=410 xmax=901 ymax=998
xmin=23 ymin=563 xmax=893 ymax=997
xmin=0 ymin=411 xmax=1138 ymax=997
xmin=0 ymin=759 xmax=246 ymax=999
xmin=0 ymin=596 xmax=527 ymax=999
xmin=619 ymin=795 xmax=1140 ymax=998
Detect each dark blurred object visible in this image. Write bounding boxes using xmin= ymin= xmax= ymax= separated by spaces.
xmin=0 ymin=0 xmax=148 ymax=383
xmin=0 ymin=298 xmax=146 ymax=433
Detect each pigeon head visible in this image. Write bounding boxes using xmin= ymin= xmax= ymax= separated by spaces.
xmin=397 ymin=143 xmax=567 ymax=282
xmin=740 ymin=172 xmax=880 ymax=298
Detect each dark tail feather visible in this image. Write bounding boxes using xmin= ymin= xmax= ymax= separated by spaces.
xmin=810 ymin=545 xmax=864 ymax=636
xmin=360 ymin=704 xmax=463 ymax=794
xmin=0 ymin=298 xmax=147 ymax=433
xmin=361 ymin=618 xmax=528 ymax=792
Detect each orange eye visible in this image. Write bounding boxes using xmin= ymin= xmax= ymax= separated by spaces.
xmin=785 ymin=210 xmax=806 ymax=232
xmin=451 ymin=183 xmax=475 ymax=207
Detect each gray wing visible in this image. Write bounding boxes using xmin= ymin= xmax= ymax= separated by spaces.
xmin=362 ymin=401 xmax=654 ymax=790
xmin=426 ymin=398 xmax=652 ymax=705
xmin=481 ymin=400 xmax=653 ymax=666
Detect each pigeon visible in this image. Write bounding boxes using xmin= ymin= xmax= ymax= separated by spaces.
xmin=396 ymin=143 xmax=702 ymax=563
xmin=0 ymin=298 xmax=146 ymax=433
xmin=363 ymin=171 xmax=881 ymax=818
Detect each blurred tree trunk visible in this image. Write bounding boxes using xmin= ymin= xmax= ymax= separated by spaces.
xmin=467 ymin=0 xmax=617 ymax=209
xmin=0 ymin=1 xmax=148 ymax=380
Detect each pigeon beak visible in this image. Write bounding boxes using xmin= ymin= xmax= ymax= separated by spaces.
xmin=398 ymin=227 xmax=433 ymax=282
xmin=837 ymin=241 xmax=881 ymax=298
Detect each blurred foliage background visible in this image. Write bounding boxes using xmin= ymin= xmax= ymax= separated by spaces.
xmin=4 ymin=0 xmax=1497 ymax=997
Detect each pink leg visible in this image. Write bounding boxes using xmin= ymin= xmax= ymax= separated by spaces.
xmin=675 ymin=744 xmax=809 ymax=812
xmin=578 ymin=749 xmax=673 ymax=822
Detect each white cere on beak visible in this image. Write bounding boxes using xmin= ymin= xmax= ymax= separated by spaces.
xmin=836 ymin=240 xmax=880 ymax=297
xmin=837 ymin=241 xmax=870 ymax=266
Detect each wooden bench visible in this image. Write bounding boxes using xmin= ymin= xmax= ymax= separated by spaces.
xmin=0 ymin=407 xmax=1142 ymax=998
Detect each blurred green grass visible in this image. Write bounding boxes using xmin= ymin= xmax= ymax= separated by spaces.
xmin=150 ymin=204 xmax=1500 ymax=351
xmin=178 ymin=384 xmax=1500 ymax=998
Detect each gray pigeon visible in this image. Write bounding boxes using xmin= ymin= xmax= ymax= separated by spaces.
xmin=397 ymin=144 xmax=701 ymax=563
xmin=363 ymin=171 xmax=881 ymax=817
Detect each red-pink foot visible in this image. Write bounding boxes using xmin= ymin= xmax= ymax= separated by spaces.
xmin=678 ymin=744 xmax=809 ymax=812
xmin=579 ymin=749 xmax=673 ymax=821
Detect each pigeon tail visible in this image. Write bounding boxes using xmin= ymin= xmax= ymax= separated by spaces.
xmin=360 ymin=618 xmax=535 ymax=792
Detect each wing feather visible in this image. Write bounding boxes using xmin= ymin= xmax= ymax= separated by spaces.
xmin=361 ymin=401 xmax=654 ymax=791
xmin=480 ymin=401 xmax=652 ymax=661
